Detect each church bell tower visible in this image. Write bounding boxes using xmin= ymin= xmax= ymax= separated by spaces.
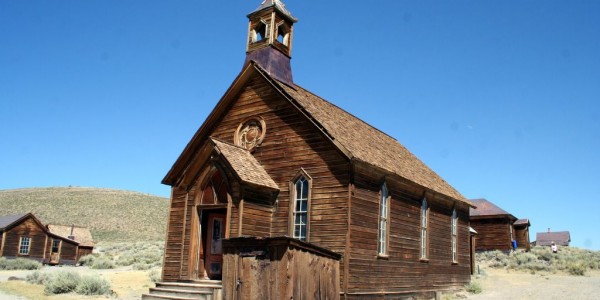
xmin=245 ymin=0 xmax=297 ymax=86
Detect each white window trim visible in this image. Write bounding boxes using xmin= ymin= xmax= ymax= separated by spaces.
xmin=378 ymin=182 xmax=390 ymax=257
xmin=19 ymin=236 xmax=31 ymax=255
xmin=452 ymin=209 xmax=458 ymax=263
xmin=420 ymin=198 xmax=429 ymax=260
xmin=290 ymin=169 xmax=312 ymax=242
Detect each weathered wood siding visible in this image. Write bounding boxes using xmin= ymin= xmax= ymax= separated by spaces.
xmin=162 ymin=187 xmax=188 ymax=282
xmin=2 ymin=217 xmax=47 ymax=261
xmin=58 ymin=241 xmax=78 ymax=265
xmin=240 ymin=202 xmax=272 ymax=237
xmin=347 ymin=165 xmax=471 ymax=298
xmin=470 ymin=218 xmax=512 ymax=252
xmin=0 ymin=232 xmax=4 ymax=255
xmin=77 ymin=246 xmax=93 ymax=262
xmin=222 ymin=237 xmax=341 ymax=300
xmin=514 ymin=226 xmax=530 ymax=251
xmin=207 ymin=74 xmax=351 ymax=281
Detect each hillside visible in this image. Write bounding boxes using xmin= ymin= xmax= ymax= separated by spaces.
xmin=0 ymin=187 xmax=169 ymax=242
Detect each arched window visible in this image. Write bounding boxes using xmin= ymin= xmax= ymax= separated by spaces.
xmin=290 ymin=171 xmax=311 ymax=242
xmin=200 ymin=170 xmax=228 ymax=205
xmin=452 ymin=209 xmax=458 ymax=263
xmin=378 ymin=182 xmax=390 ymax=256
xmin=421 ymin=198 xmax=429 ymax=259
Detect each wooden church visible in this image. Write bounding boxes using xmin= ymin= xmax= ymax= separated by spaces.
xmin=158 ymin=1 xmax=474 ymax=299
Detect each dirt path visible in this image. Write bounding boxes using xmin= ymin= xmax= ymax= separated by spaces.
xmin=465 ymin=268 xmax=600 ymax=300
xmin=0 ymin=266 xmax=153 ymax=300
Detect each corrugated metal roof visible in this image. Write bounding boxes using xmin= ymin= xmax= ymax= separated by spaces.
xmin=0 ymin=213 xmax=29 ymax=230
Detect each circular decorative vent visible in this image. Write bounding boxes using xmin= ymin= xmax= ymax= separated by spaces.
xmin=234 ymin=117 xmax=266 ymax=151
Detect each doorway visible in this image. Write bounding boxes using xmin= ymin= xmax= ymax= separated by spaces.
xmin=192 ymin=208 xmax=227 ymax=280
xmin=49 ymin=239 xmax=61 ymax=265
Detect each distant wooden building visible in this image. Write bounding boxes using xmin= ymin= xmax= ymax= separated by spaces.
xmin=536 ymin=229 xmax=571 ymax=246
xmin=158 ymin=1 xmax=474 ymax=298
xmin=513 ymin=219 xmax=531 ymax=251
xmin=470 ymin=199 xmax=520 ymax=252
xmin=47 ymin=224 xmax=95 ymax=265
xmin=0 ymin=213 xmax=94 ymax=265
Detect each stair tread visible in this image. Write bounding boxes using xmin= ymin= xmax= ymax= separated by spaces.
xmin=150 ymin=287 xmax=213 ymax=294
xmin=141 ymin=293 xmax=199 ymax=300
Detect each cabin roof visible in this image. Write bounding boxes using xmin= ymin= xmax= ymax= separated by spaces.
xmin=469 ymin=198 xmax=517 ymax=220
xmin=276 ymin=78 xmax=468 ymax=203
xmin=0 ymin=213 xmax=29 ymax=230
xmin=47 ymin=224 xmax=95 ymax=247
xmin=514 ymin=218 xmax=530 ymax=226
xmin=211 ymin=138 xmax=280 ymax=190
xmin=536 ymin=231 xmax=571 ymax=246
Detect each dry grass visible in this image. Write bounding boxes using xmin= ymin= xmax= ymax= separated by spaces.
xmin=0 ymin=187 xmax=168 ymax=242
xmin=477 ymin=246 xmax=600 ymax=276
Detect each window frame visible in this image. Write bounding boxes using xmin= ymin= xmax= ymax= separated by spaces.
xmin=289 ymin=169 xmax=312 ymax=242
xmin=19 ymin=236 xmax=31 ymax=256
xmin=420 ymin=197 xmax=429 ymax=260
xmin=51 ymin=239 xmax=62 ymax=253
xmin=451 ymin=208 xmax=458 ymax=264
xmin=377 ymin=182 xmax=391 ymax=257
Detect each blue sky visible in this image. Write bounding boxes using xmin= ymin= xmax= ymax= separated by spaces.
xmin=1 ymin=1 xmax=599 ymax=250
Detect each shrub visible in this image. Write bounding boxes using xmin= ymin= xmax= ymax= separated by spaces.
xmin=133 ymin=263 xmax=153 ymax=270
xmin=0 ymin=257 xmax=42 ymax=270
xmin=567 ymin=263 xmax=586 ymax=276
xmin=75 ymin=275 xmax=112 ymax=296
xmin=148 ymin=269 xmax=161 ymax=283
xmin=90 ymin=257 xmax=115 ymax=269
xmin=465 ymin=281 xmax=482 ymax=294
xmin=44 ymin=271 xmax=81 ymax=295
xmin=26 ymin=271 xmax=52 ymax=285
xmin=78 ymin=254 xmax=97 ymax=266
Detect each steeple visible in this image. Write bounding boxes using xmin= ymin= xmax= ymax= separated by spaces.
xmin=245 ymin=0 xmax=297 ymax=86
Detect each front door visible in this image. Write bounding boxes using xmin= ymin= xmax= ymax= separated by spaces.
xmin=49 ymin=239 xmax=61 ymax=264
xmin=205 ymin=213 xmax=226 ymax=279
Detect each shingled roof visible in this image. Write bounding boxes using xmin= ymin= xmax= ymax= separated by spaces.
xmin=0 ymin=213 xmax=29 ymax=231
xmin=164 ymin=62 xmax=469 ymax=205
xmin=276 ymin=78 xmax=468 ymax=203
xmin=211 ymin=138 xmax=279 ymax=191
xmin=47 ymin=224 xmax=95 ymax=247
xmin=469 ymin=198 xmax=516 ymax=220
xmin=536 ymin=231 xmax=571 ymax=246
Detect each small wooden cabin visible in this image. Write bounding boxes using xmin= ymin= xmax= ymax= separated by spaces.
xmin=47 ymin=224 xmax=95 ymax=265
xmin=0 ymin=213 xmax=49 ymax=262
xmin=160 ymin=1 xmax=474 ymax=298
xmin=536 ymin=229 xmax=571 ymax=246
xmin=469 ymin=198 xmax=526 ymax=252
xmin=513 ymin=219 xmax=531 ymax=251
xmin=0 ymin=213 xmax=94 ymax=265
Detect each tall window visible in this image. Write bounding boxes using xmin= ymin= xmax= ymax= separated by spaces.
xmin=420 ymin=198 xmax=429 ymax=259
xmin=451 ymin=209 xmax=458 ymax=263
xmin=19 ymin=236 xmax=31 ymax=255
xmin=378 ymin=182 xmax=390 ymax=256
xmin=292 ymin=176 xmax=309 ymax=241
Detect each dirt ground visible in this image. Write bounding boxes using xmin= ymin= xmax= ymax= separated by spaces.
xmin=3 ymin=265 xmax=600 ymax=300
xmin=0 ymin=266 xmax=155 ymax=300
xmin=463 ymin=267 xmax=600 ymax=300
